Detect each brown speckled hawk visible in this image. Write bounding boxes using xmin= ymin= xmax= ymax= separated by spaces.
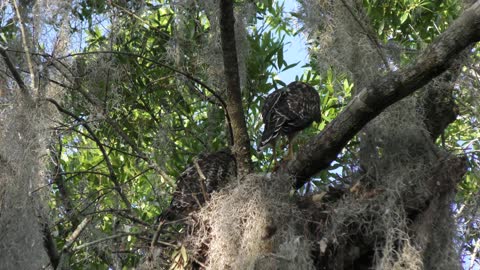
xmin=162 ymin=149 xmax=236 ymax=221
xmin=258 ymin=81 xmax=321 ymax=160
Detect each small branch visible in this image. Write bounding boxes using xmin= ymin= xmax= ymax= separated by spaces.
xmin=192 ymin=257 xmax=208 ymax=269
xmin=185 ymin=81 xmax=234 ymax=145
xmin=0 ymin=45 xmax=31 ymax=99
xmin=54 ymin=50 xmax=225 ymax=108
xmin=6 ymin=48 xmax=234 ymax=144
xmin=12 ymin=66 xmax=74 ymax=91
xmin=150 ymin=220 xmax=166 ymax=251
xmin=59 ymin=75 xmax=176 ymax=186
xmin=63 ymin=216 xmax=92 ymax=252
xmin=103 ymin=117 xmax=175 ymax=185
xmin=8 ymin=46 xmax=236 ymax=149
xmin=194 ymin=159 xmax=209 ymax=202
xmin=58 ymin=170 xmax=111 ymax=177
xmin=470 ymin=238 xmax=480 ymax=269
xmin=12 ymin=0 xmax=35 ymax=89
xmin=72 ymin=232 xmax=142 ymax=251
xmin=108 ymin=209 xmax=151 ymax=227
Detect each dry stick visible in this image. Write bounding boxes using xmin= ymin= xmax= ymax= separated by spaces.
xmin=39 ymin=211 xmax=61 ymax=269
xmin=150 ymin=220 xmax=166 ymax=250
xmin=470 ymin=237 xmax=480 ymax=269
xmin=194 ymin=159 xmax=209 ymax=202
xmin=192 ymin=257 xmax=208 ymax=269
xmin=72 ymin=232 xmax=142 ymax=251
xmin=63 ymin=216 xmax=93 ymax=252
xmin=150 ymin=215 xmax=191 ymax=251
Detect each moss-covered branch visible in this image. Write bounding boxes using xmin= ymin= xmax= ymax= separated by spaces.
xmin=287 ymin=2 xmax=480 ymax=188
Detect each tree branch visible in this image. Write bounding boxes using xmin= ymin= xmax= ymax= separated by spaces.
xmin=219 ymin=0 xmax=253 ymax=176
xmin=287 ymin=2 xmax=480 ymax=188
xmin=72 ymin=232 xmax=142 ymax=251
xmin=0 ymin=45 xmax=31 ymax=101
xmin=12 ymin=0 xmax=35 ymax=89
xmin=62 ymin=216 xmax=92 ymax=252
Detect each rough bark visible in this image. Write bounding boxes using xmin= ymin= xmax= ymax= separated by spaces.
xmin=219 ymin=0 xmax=253 ymax=177
xmin=286 ymin=2 xmax=480 ymax=188
xmin=0 ymin=104 xmax=53 ymax=269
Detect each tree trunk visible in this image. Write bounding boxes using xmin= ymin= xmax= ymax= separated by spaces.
xmin=219 ymin=0 xmax=253 ymax=177
xmin=0 ymin=99 xmax=54 ymax=269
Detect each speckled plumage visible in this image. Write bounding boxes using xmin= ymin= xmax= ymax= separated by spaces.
xmin=164 ymin=149 xmax=236 ymax=220
xmin=258 ymin=81 xmax=321 ymax=151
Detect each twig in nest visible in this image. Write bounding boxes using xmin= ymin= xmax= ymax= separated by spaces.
xmin=192 ymin=256 xmax=207 ymax=268
xmin=194 ymin=159 xmax=209 ymax=202
xmin=150 ymin=220 xmax=166 ymax=251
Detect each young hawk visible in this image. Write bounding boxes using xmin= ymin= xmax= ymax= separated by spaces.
xmin=161 ymin=149 xmax=236 ymax=221
xmin=258 ymin=81 xmax=321 ymax=161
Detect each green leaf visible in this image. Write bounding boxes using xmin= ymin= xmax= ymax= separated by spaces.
xmin=400 ymin=12 xmax=409 ymax=24
xmin=277 ymin=46 xmax=284 ymax=69
xmin=181 ymin=246 xmax=188 ymax=262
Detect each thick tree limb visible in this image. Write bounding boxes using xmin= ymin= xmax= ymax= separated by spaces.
xmin=287 ymin=2 xmax=480 ymax=188
xmin=220 ymin=0 xmax=253 ymax=176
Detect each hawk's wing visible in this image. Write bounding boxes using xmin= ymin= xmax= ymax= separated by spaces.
xmin=258 ymin=82 xmax=321 ymax=150
xmin=259 ymin=88 xmax=288 ymax=149
xmin=279 ymin=82 xmax=321 ymax=134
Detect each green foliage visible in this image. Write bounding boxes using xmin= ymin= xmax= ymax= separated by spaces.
xmin=3 ymin=0 xmax=479 ymax=268
xmin=364 ymin=0 xmax=461 ymax=47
